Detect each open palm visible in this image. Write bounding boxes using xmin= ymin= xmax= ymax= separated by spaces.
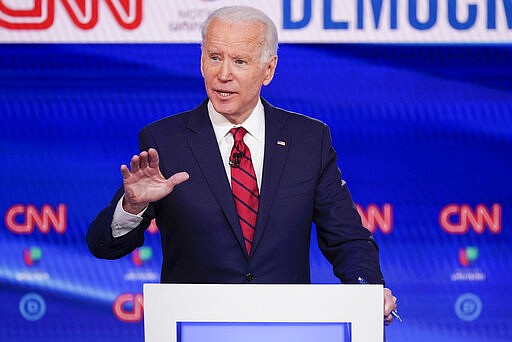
xmin=121 ymin=148 xmax=189 ymax=214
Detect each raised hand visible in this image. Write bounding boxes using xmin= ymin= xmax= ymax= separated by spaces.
xmin=120 ymin=148 xmax=189 ymax=214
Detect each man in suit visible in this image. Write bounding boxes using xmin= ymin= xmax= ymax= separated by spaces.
xmin=87 ymin=5 xmax=398 ymax=323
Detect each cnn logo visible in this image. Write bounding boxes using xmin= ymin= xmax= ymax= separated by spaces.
xmin=439 ymin=203 xmax=502 ymax=234
xmin=113 ymin=293 xmax=143 ymax=323
xmin=0 ymin=0 xmax=142 ymax=30
xmin=356 ymin=204 xmax=393 ymax=234
xmin=5 ymin=204 xmax=67 ymax=234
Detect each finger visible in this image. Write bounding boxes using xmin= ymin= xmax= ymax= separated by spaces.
xmin=384 ymin=314 xmax=394 ymax=326
xmin=384 ymin=305 xmax=393 ymax=316
xmin=383 ymin=288 xmax=397 ymax=316
xmin=385 ymin=298 xmax=397 ymax=313
xmin=120 ymin=164 xmax=130 ymax=179
xmin=148 ymin=148 xmax=160 ymax=169
xmin=130 ymin=155 xmax=140 ymax=173
xmin=168 ymin=172 xmax=190 ymax=188
xmin=139 ymin=151 xmax=149 ymax=169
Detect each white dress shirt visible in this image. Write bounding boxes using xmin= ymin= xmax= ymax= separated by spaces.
xmin=111 ymin=99 xmax=265 ymax=238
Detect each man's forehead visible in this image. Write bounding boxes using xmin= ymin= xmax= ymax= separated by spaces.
xmin=204 ymin=42 xmax=261 ymax=54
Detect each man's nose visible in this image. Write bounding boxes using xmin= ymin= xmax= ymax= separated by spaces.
xmin=218 ymin=60 xmax=233 ymax=81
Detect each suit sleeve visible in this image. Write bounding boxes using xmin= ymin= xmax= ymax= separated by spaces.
xmin=313 ymin=124 xmax=385 ymax=285
xmin=86 ymin=127 xmax=157 ymax=260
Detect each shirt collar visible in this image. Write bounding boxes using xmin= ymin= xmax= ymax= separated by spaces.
xmin=208 ymin=99 xmax=265 ymax=143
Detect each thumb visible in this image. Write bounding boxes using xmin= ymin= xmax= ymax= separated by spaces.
xmin=168 ymin=172 xmax=190 ymax=188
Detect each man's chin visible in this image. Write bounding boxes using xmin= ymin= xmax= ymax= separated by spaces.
xmin=211 ymin=101 xmax=235 ymax=116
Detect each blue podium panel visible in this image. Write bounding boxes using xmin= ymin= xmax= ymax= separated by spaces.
xmin=178 ymin=322 xmax=350 ymax=342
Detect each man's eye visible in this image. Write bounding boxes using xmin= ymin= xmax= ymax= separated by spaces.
xmin=235 ymin=59 xmax=246 ymax=65
xmin=210 ymin=56 xmax=220 ymax=61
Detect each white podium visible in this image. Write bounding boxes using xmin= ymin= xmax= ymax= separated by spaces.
xmin=143 ymin=284 xmax=383 ymax=342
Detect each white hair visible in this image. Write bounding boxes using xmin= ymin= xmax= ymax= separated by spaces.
xmin=200 ymin=6 xmax=278 ymax=62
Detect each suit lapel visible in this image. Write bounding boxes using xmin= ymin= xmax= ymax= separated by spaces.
xmin=251 ymin=100 xmax=290 ymax=255
xmin=185 ymin=99 xmax=290 ymax=258
xmin=185 ymin=102 xmax=247 ymax=254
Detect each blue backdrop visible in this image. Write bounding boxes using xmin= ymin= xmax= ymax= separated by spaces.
xmin=1 ymin=43 xmax=511 ymax=341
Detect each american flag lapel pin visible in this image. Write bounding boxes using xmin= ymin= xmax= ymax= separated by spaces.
xmin=277 ymin=140 xmax=286 ymax=146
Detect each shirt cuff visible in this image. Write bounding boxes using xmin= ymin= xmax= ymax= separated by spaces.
xmin=111 ymin=195 xmax=148 ymax=238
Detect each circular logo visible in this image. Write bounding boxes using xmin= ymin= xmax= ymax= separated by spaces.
xmin=19 ymin=293 xmax=46 ymax=321
xmin=454 ymin=293 xmax=482 ymax=321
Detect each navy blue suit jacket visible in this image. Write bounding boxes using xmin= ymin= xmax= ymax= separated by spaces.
xmin=87 ymin=99 xmax=384 ymax=285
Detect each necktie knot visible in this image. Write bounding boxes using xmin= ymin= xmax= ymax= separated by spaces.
xmin=230 ymin=127 xmax=247 ymax=143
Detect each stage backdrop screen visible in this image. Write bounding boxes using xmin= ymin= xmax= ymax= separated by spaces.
xmin=1 ymin=1 xmax=511 ymax=342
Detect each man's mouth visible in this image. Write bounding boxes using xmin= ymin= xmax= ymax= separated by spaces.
xmin=216 ymin=90 xmax=235 ymax=97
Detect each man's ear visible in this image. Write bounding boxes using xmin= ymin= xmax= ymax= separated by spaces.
xmin=262 ymin=55 xmax=278 ymax=86
xmin=200 ymin=53 xmax=205 ymax=77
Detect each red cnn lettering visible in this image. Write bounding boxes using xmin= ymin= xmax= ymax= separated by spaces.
xmin=356 ymin=204 xmax=393 ymax=234
xmin=104 ymin=0 xmax=142 ymax=30
xmin=60 ymin=0 xmax=100 ymax=30
xmin=5 ymin=204 xmax=67 ymax=234
xmin=0 ymin=0 xmax=142 ymax=30
xmin=113 ymin=293 xmax=143 ymax=322
xmin=0 ymin=0 xmax=55 ymax=30
xmin=440 ymin=204 xmax=502 ymax=234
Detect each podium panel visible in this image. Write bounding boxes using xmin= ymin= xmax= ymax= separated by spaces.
xmin=179 ymin=322 xmax=350 ymax=342
xmin=143 ymin=284 xmax=383 ymax=342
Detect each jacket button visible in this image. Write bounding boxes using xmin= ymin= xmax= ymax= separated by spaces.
xmin=245 ymin=272 xmax=254 ymax=282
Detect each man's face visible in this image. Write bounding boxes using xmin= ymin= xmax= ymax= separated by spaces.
xmin=201 ymin=18 xmax=277 ymax=124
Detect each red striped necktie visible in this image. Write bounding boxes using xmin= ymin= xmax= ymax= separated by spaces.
xmin=229 ymin=127 xmax=259 ymax=255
